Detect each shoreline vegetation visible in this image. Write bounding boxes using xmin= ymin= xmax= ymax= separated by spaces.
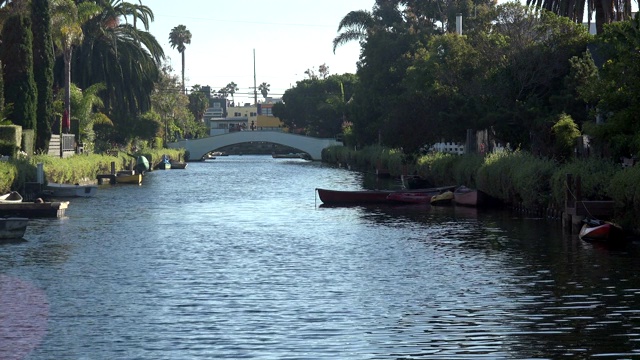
xmin=0 ymin=148 xmax=184 ymax=191
xmin=322 ymin=145 xmax=640 ymax=234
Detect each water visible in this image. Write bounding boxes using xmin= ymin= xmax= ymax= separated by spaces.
xmin=2 ymin=155 xmax=640 ymax=359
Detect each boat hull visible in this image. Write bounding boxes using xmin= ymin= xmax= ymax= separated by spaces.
xmin=316 ymin=186 xmax=455 ymax=205
xmin=0 ymin=217 xmax=28 ymax=239
xmin=44 ymin=183 xmax=97 ymax=197
xmin=0 ymin=201 xmax=69 ymax=218
xmin=0 ymin=191 xmax=23 ymax=203
xmin=453 ymin=186 xmax=486 ymax=207
xmin=430 ymin=191 xmax=454 ymax=206
xmin=579 ymin=221 xmax=625 ymax=243
xmin=116 ymin=174 xmax=142 ymax=185
xmin=386 ymin=192 xmax=433 ymax=204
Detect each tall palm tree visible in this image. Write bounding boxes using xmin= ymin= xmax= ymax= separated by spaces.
xmin=169 ymin=24 xmax=191 ymax=94
xmin=332 ymin=9 xmax=375 ymax=53
xmin=526 ymin=0 xmax=634 ymax=34
xmin=51 ymin=0 xmax=101 ymax=133
xmin=227 ymin=81 xmax=238 ymax=105
xmin=258 ymin=82 xmax=270 ymax=100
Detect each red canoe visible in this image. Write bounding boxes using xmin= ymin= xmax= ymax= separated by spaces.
xmin=386 ymin=192 xmax=433 ymax=204
xmin=579 ymin=219 xmax=625 ymax=243
xmin=316 ymin=186 xmax=455 ymax=205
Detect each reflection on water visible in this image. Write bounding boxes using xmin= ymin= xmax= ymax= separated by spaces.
xmin=1 ymin=155 xmax=640 ymax=359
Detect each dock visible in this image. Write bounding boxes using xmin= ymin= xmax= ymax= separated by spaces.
xmin=564 ymin=174 xmax=614 ymax=233
xmin=0 ymin=201 xmax=69 ymax=218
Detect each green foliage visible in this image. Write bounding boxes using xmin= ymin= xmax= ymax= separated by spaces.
xmin=549 ymin=157 xmax=618 ymax=207
xmin=31 ymin=0 xmax=55 ymax=152
xmin=1 ymin=15 xmax=38 ymax=131
xmin=275 ymin=74 xmax=357 ymax=138
xmin=551 ymin=113 xmax=581 ymax=161
xmin=609 ymin=166 xmax=640 ymax=229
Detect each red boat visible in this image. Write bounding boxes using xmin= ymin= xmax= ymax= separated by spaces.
xmin=386 ymin=192 xmax=433 ymax=204
xmin=579 ymin=219 xmax=626 ymax=243
xmin=316 ymin=186 xmax=455 ymax=205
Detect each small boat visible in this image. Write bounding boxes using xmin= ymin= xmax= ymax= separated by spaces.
xmin=272 ymin=153 xmax=309 ymax=159
xmin=453 ymin=186 xmax=486 ymax=207
xmin=0 ymin=217 xmax=28 ymax=239
xmin=170 ymin=161 xmax=188 ymax=169
xmin=115 ymin=171 xmax=142 ymax=185
xmin=43 ymin=182 xmax=97 ymax=197
xmin=155 ymin=155 xmax=171 ymax=170
xmin=0 ymin=191 xmax=23 ymax=203
xmin=134 ymin=155 xmax=150 ymax=174
xmin=579 ymin=219 xmax=626 ymax=243
xmin=316 ymin=186 xmax=455 ymax=205
xmin=0 ymin=201 xmax=69 ymax=218
xmin=386 ymin=192 xmax=433 ymax=204
xmin=430 ymin=191 xmax=454 ymax=206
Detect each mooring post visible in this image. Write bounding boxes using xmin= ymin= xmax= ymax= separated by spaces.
xmin=563 ymin=174 xmax=573 ymax=233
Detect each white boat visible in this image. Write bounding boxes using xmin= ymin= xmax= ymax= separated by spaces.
xmin=0 ymin=217 xmax=28 ymax=239
xmin=44 ymin=182 xmax=98 ymax=197
xmin=0 ymin=191 xmax=23 ymax=203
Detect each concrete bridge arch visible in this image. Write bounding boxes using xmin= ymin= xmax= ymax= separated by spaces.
xmin=167 ymin=131 xmax=342 ymax=161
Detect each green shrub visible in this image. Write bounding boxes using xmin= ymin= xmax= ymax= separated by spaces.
xmin=549 ymin=157 xmax=618 ymax=207
xmin=609 ymin=166 xmax=640 ymax=229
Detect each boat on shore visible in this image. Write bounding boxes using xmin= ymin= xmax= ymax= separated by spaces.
xmin=316 ymin=186 xmax=456 ymax=205
xmin=43 ymin=182 xmax=97 ymax=198
xmin=0 ymin=217 xmax=28 ymax=240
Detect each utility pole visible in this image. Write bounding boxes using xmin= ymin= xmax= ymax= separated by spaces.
xmin=253 ymin=49 xmax=258 ymax=105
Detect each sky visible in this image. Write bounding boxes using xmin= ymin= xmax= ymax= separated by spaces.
xmin=145 ymin=0 xmax=376 ymax=105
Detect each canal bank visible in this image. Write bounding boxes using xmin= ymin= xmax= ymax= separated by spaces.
xmin=322 ymin=145 xmax=640 ymax=233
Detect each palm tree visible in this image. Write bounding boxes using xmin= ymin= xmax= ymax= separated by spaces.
xmin=169 ymin=24 xmax=191 ymax=94
xmin=332 ymin=9 xmax=375 ymax=53
xmin=73 ymin=0 xmax=164 ymax=142
xmin=227 ymin=82 xmax=238 ymax=105
xmin=526 ymin=0 xmax=635 ymax=34
xmin=64 ymin=82 xmax=113 ymax=150
xmin=51 ymin=0 xmax=101 ymax=133
xmin=258 ymin=82 xmax=270 ymax=100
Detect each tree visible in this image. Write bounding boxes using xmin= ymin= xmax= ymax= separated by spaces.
xmin=188 ymin=84 xmax=208 ymax=122
xmin=31 ymin=0 xmax=54 ymax=152
xmin=318 ymin=63 xmax=330 ymax=79
xmin=169 ymin=24 xmax=191 ymax=94
xmin=59 ymin=82 xmax=113 ymax=152
xmin=1 ymin=14 xmax=37 ymax=131
xmin=51 ymin=0 xmax=101 ymax=134
xmin=73 ymin=0 xmax=164 ymax=144
xmin=526 ymin=0 xmax=635 ymax=34
xmin=226 ymin=82 xmax=238 ymax=105
xmin=258 ymin=82 xmax=270 ymax=100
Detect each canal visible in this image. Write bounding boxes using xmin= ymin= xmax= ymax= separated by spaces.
xmin=2 ymin=155 xmax=640 ymax=359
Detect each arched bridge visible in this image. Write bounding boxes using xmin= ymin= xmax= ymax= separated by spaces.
xmin=167 ymin=131 xmax=343 ymax=161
